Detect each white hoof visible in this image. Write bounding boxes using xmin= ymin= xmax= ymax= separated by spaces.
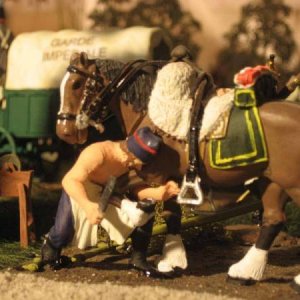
xmin=156 ymin=234 xmax=188 ymax=272
xmin=294 ymin=274 xmax=300 ymax=284
xmin=228 ymin=245 xmax=268 ymax=281
xmin=120 ymin=199 xmax=154 ymax=227
xmin=291 ymin=274 xmax=300 ymax=293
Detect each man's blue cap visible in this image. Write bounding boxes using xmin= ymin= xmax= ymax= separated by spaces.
xmin=127 ymin=127 xmax=162 ymax=163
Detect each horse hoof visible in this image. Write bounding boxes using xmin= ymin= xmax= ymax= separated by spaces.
xmin=160 ymin=267 xmax=184 ymax=279
xmin=226 ymin=275 xmax=257 ymax=286
xmin=291 ymin=280 xmax=300 ymax=293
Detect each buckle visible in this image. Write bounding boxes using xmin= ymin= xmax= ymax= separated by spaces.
xmin=177 ymin=175 xmax=204 ymax=205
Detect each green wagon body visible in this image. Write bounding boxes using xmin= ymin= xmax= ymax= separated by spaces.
xmin=0 ymin=89 xmax=59 ymax=138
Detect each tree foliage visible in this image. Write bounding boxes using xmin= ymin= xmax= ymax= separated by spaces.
xmin=212 ymin=0 xmax=296 ymax=87
xmin=89 ymin=0 xmax=201 ymax=59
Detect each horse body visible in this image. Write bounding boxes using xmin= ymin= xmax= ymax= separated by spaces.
xmin=56 ymin=53 xmax=295 ymax=212
xmin=57 ymin=52 xmax=300 ymax=288
xmin=260 ymin=101 xmax=300 ymax=190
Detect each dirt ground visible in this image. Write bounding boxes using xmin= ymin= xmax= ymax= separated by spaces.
xmin=10 ymin=225 xmax=300 ymax=300
xmin=3 ymin=182 xmax=300 ymax=299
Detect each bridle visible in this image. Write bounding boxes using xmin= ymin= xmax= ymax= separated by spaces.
xmin=57 ymin=63 xmax=107 ymax=132
xmin=58 ymin=58 xmax=166 ymax=132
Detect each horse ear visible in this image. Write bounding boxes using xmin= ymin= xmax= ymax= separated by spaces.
xmin=70 ymin=52 xmax=80 ymax=64
xmin=79 ymin=52 xmax=89 ymax=67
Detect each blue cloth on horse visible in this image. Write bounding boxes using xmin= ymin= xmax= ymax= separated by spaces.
xmin=48 ymin=190 xmax=74 ymax=249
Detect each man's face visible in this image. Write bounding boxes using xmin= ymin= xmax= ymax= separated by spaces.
xmin=132 ymin=157 xmax=144 ymax=171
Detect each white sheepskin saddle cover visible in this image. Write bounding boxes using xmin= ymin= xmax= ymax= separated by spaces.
xmin=148 ymin=61 xmax=234 ymax=141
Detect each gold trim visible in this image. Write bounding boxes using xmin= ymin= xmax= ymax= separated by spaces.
xmin=209 ymin=106 xmax=268 ymax=169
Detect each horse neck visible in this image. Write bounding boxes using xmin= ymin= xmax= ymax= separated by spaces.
xmin=113 ymin=67 xmax=160 ymax=135
xmin=110 ymin=97 xmax=145 ymax=136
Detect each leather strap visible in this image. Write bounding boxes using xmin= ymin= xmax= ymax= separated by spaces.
xmin=186 ymin=68 xmax=212 ymax=183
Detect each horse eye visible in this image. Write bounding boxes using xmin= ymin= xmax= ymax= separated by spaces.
xmin=72 ymin=80 xmax=83 ymax=90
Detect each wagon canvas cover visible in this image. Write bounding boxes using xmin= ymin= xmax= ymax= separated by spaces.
xmin=5 ymin=27 xmax=172 ymax=90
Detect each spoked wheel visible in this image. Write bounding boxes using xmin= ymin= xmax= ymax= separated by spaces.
xmin=0 ymin=126 xmax=16 ymax=155
xmin=0 ymin=153 xmax=21 ymax=170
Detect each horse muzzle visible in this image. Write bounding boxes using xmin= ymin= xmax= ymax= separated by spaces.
xmin=56 ymin=120 xmax=88 ymax=145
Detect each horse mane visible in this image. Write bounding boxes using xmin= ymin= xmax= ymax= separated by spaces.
xmin=95 ymin=59 xmax=157 ymax=112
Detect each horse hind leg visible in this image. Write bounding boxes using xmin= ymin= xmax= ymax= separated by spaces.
xmin=283 ymin=186 xmax=300 ymax=293
xmin=291 ymin=274 xmax=300 ymax=293
xmin=228 ymin=181 xmax=288 ymax=283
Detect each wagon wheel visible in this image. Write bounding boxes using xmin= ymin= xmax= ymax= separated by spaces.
xmin=0 ymin=126 xmax=17 ymax=155
xmin=0 ymin=153 xmax=21 ymax=170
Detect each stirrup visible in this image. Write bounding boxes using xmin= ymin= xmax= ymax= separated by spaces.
xmin=177 ymin=175 xmax=204 ymax=205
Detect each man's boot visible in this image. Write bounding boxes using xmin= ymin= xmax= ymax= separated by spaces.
xmin=129 ymin=217 xmax=163 ymax=278
xmin=41 ymin=236 xmax=69 ymax=270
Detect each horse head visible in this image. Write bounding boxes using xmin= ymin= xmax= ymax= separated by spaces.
xmin=58 ymin=51 xmax=165 ymax=147
xmin=56 ymin=52 xmax=107 ymax=144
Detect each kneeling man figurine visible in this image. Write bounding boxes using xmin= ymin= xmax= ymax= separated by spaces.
xmin=41 ymin=126 xmax=180 ymax=276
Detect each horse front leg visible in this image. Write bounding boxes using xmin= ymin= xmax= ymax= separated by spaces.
xmin=228 ymin=180 xmax=288 ymax=283
xmin=156 ymin=199 xmax=188 ymax=275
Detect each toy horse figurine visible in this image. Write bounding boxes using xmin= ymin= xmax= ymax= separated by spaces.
xmin=58 ymin=50 xmax=300 ymax=290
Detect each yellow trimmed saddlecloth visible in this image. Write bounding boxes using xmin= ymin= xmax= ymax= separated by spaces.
xmin=209 ymin=88 xmax=268 ymax=169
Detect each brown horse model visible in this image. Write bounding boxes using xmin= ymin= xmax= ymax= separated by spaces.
xmin=57 ymin=52 xmax=300 ymax=290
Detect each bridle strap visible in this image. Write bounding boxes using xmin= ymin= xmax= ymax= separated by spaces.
xmin=62 ymin=59 xmax=166 ymax=131
xmin=57 ymin=112 xmax=76 ymax=121
xmin=67 ymin=65 xmax=103 ymax=84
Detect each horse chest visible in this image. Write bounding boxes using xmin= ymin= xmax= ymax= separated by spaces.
xmin=138 ymin=137 xmax=189 ymax=185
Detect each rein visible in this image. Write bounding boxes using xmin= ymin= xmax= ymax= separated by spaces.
xmin=93 ymin=59 xmax=166 ymax=108
xmin=59 ymin=58 xmax=166 ymax=132
xmin=78 ymin=59 xmax=166 ymax=131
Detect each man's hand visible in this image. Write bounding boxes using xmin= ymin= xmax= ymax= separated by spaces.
xmin=84 ymin=201 xmax=104 ymax=225
xmin=161 ymin=180 xmax=180 ymax=201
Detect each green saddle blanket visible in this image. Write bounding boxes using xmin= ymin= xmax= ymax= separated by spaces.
xmin=209 ymin=105 xmax=268 ymax=169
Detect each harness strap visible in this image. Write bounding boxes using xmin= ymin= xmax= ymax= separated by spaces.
xmin=57 ymin=112 xmax=76 ymax=121
xmin=94 ymin=59 xmax=166 ymax=108
xmin=177 ymin=73 xmax=207 ymax=205
xmin=187 ymin=72 xmax=215 ymax=180
xmin=91 ymin=59 xmax=166 ymax=133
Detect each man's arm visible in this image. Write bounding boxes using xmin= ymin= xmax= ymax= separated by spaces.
xmin=62 ymin=144 xmax=105 ymax=225
xmin=133 ymin=180 xmax=180 ymax=202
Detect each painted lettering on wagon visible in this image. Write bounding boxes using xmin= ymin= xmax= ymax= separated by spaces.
xmin=42 ymin=36 xmax=107 ymax=61
xmin=42 ymin=47 xmax=107 ymax=61
xmin=50 ymin=37 xmax=94 ymax=47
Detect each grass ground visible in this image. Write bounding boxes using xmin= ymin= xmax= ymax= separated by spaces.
xmin=0 ymin=240 xmax=39 ymax=269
